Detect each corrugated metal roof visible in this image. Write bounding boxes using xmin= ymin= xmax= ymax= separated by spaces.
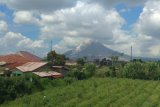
xmin=48 ymin=71 xmax=62 ymax=76
xmin=33 ymin=72 xmax=52 ymax=77
xmin=0 ymin=51 xmax=42 ymax=69
xmin=33 ymin=71 xmax=63 ymax=78
xmin=52 ymin=66 xmax=65 ymax=69
xmin=16 ymin=62 xmax=47 ymax=72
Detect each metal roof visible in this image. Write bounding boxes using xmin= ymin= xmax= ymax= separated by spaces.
xmin=16 ymin=62 xmax=47 ymax=72
xmin=33 ymin=72 xmax=52 ymax=77
xmin=0 ymin=61 xmax=6 ymax=66
xmin=52 ymin=66 xmax=65 ymax=69
xmin=0 ymin=51 xmax=42 ymax=69
xmin=33 ymin=71 xmax=63 ymax=78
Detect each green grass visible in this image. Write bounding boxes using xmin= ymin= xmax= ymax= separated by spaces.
xmin=1 ymin=77 xmax=160 ymax=107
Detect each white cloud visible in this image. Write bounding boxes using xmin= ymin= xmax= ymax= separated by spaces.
xmin=149 ymin=44 xmax=160 ymax=57
xmin=40 ymin=2 xmax=128 ymax=53
xmin=53 ymin=37 xmax=91 ymax=53
xmin=38 ymin=1 xmax=148 ymax=56
xmin=87 ymin=0 xmax=145 ymax=8
xmin=134 ymin=0 xmax=160 ymax=39
xmin=0 ymin=32 xmax=46 ymax=56
xmin=13 ymin=11 xmax=40 ymax=25
xmin=0 ymin=0 xmax=76 ymax=12
xmin=0 ymin=20 xmax=8 ymax=34
xmin=132 ymin=0 xmax=160 ymax=57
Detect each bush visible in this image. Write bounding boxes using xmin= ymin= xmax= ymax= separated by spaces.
xmin=77 ymin=58 xmax=86 ymax=66
xmin=145 ymin=62 xmax=160 ymax=80
xmin=95 ymin=67 xmax=111 ymax=77
xmin=0 ymin=75 xmax=44 ymax=104
xmin=94 ymin=61 xmax=160 ymax=80
xmin=82 ymin=64 xmax=96 ymax=78
xmin=123 ymin=62 xmax=146 ymax=79
xmin=67 ymin=67 xmax=86 ymax=80
xmin=67 ymin=64 xmax=96 ymax=80
xmin=64 ymin=77 xmax=77 ymax=85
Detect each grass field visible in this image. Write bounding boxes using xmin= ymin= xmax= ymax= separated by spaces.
xmin=1 ymin=77 xmax=160 ymax=107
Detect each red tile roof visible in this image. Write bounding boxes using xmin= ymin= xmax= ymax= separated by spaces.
xmin=0 ymin=51 xmax=42 ymax=70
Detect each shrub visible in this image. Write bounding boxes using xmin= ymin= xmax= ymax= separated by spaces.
xmin=77 ymin=58 xmax=86 ymax=66
xmin=83 ymin=64 xmax=96 ymax=78
xmin=64 ymin=77 xmax=77 ymax=85
xmin=0 ymin=75 xmax=44 ymax=104
xmin=123 ymin=62 xmax=146 ymax=79
xmin=145 ymin=62 xmax=160 ymax=80
xmin=95 ymin=67 xmax=111 ymax=77
xmin=67 ymin=67 xmax=86 ymax=80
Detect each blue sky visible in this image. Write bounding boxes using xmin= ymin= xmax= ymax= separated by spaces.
xmin=0 ymin=0 xmax=160 ymax=57
xmin=116 ymin=4 xmax=143 ymax=30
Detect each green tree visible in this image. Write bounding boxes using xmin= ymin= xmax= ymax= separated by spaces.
xmin=55 ymin=54 xmax=65 ymax=66
xmin=77 ymin=58 xmax=86 ymax=66
xmin=47 ymin=51 xmax=66 ymax=66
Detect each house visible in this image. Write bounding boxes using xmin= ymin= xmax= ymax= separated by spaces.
xmin=0 ymin=51 xmax=42 ymax=70
xmin=11 ymin=62 xmax=48 ymax=76
xmin=33 ymin=71 xmax=63 ymax=79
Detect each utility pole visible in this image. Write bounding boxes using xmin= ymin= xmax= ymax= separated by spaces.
xmin=131 ymin=46 xmax=133 ymax=61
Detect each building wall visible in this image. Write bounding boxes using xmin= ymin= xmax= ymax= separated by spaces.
xmin=11 ymin=70 xmax=23 ymax=77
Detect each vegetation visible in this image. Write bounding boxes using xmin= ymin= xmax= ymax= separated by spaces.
xmin=94 ymin=61 xmax=160 ymax=80
xmin=47 ymin=51 xmax=66 ymax=66
xmin=67 ymin=63 xmax=96 ymax=80
xmin=76 ymin=58 xmax=86 ymax=66
xmin=0 ymin=75 xmax=76 ymax=104
xmin=2 ymin=54 xmax=160 ymax=106
xmin=2 ymin=77 xmax=160 ymax=107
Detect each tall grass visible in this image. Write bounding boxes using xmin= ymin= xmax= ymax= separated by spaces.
xmin=2 ymin=77 xmax=160 ymax=107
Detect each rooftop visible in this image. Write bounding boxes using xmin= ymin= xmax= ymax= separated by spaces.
xmin=16 ymin=62 xmax=47 ymax=72
xmin=33 ymin=71 xmax=63 ymax=78
xmin=0 ymin=51 xmax=42 ymax=69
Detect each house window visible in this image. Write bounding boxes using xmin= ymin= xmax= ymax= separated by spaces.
xmin=17 ymin=74 xmax=21 ymax=76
